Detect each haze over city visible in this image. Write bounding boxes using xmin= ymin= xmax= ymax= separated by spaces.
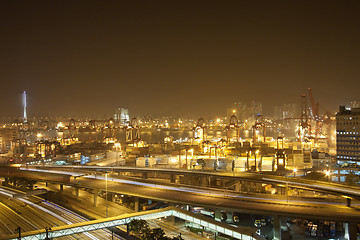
xmin=1 ymin=1 xmax=360 ymax=240
xmin=1 ymin=1 xmax=360 ymax=118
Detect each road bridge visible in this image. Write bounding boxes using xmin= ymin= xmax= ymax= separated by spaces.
xmin=14 ymin=165 xmax=360 ymax=200
xmin=0 ymin=165 xmax=359 ymax=239
xmin=0 ymin=166 xmax=359 ymax=220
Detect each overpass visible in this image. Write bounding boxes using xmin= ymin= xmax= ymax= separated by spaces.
xmin=0 ymin=166 xmax=359 ymax=221
xmin=1 ymin=165 xmax=359 ymax=239
xmin=15 ymin=165 xmax=360 ymax=200
xmin=0 ymin=207 xmax=264 ymax=240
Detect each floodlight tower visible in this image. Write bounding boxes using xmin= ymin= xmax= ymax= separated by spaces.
xmin=23 ymin=91 xmax=27 ymax=123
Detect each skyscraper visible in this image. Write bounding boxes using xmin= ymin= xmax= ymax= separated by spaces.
xmin=114 ymin=108 xmax=129 ymax=125
xmin=336 ymin=106 xmax=360 ymax=164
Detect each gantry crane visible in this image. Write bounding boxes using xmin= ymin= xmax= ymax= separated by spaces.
xmin=252 ymin=114 xmax=266 ymax=143
xmin=194 ymin=117 xmax=206 ymax=140
xmin=226 ymin=115 xmax=240 ymax=142
xmin=126 ymin=117 xmax=141 ymax=143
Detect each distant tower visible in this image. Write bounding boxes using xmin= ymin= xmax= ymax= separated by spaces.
xmin=23 ymin=91 xmax=27 ymax=122
xmin=114 ymin=108 xmax=129 ymax=125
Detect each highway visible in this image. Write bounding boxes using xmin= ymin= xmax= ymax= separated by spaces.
xmin=20 ymin=165 xmax=360 ymax=199
xmin=1 ymin=166 xmax=360 ymax=222
xmin=80 ymin=174 xmax=360 ymax=221
xmin=0 ymin=186 xmax=123 ymax=240
xmin=36 ymin=182 xmax=208 ymax=240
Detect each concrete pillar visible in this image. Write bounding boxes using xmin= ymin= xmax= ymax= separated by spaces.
xmin=256 ymin=182 xmax=262 ymax=193
xmin=201 ymin=176 xmax=208 ymax=187
xmin=234 ymin=180 xmax=240 ymax=192
xmin=134 ymin=197 xmax=139 ymax=212
xmin=221 ymin=179 xmax=225 ymax=188
xmin=190 ymin=176 xmax=198 ymax=185
xmin=142 ymin=172 xmax=148 ymax=179
xmin=346 ymin=198 xmax=352 ymax=207
xmin=74 ymin=187 xmax=79 ymax=198
xmin=344 ymin=222 xmax=358 ymax=240
xmin=216 ymin=179 xmax=220 ymax=187
xmin=273 ymin=216 xmax=281 ymax=240
xmin=110 ymin=192 xmax=115 ymax=202
xmin=209 ymin=177 xmax=217 ymax=187
xmin=170 ymin=174 xmax=176 ymax=183
xmin=214 ymin=209 xmax=221 ymax=222
xmin=93 ymin=189 xmax=98 ymax=206
xmin=60 ymin=184 xmax=63 ymax=191
xmin=226 ymin=211 xmax=233 ymax=222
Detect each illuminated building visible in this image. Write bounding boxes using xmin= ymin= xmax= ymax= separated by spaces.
xmin=336 ymin=106 xmax=360 ymax=164
xmin=23 ymin=91 xmax=27 ymax=123
xmin=274 ymin=103 xmax=297 ymax=120
xmin=114 ymin=108 xmax=129 ymax=125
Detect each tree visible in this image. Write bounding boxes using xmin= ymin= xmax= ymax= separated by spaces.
xmin=148 ymin=228 xmax=167 ymax=240
xmin=129 ymin=219 xmax=183 ymax=240
xmin=129 ymin=219 xmax=151 ymax=239
xmin=171 ymin=234 xmax=184 ymax=240
xmin=345 ymin=172 xmax=360 ymax=186
xmin=303 ymin=171 xmax=329 ymax=182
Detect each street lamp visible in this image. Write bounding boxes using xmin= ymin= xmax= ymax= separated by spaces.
xmin=105 ymin=172 xmax=108 ymax=218
xmin=255 ymin=150 xmax=259 ymax=171
xmin=293 ymin=168 xmax=297 ymax=178
xmin=246 ymin=151 xmax=249 ymax=171
xmin=188 ymin=149 xmax=193 ymax=169
xmin=324 ymin=170 xmax=331 ymax=180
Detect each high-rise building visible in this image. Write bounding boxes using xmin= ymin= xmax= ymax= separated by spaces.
xmin=274 ymin=103 xmax=297 ymax=120
xmin=350 ymin=100 xmax=360 ymax=108
xmin=229 ymin=101 xmax=263 ymax=122
xmin=250 ymin=101 xmax=263 ymax=118
xmin=114 ymin=108 xmax=129 ymax=125
xmin=336 ymin=106 xmax=360 ymax=163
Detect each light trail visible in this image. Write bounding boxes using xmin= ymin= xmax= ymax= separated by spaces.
xmin=262 ymin=177 xmax=360 ymax=196
xmin=17 ymin=168 xmax=360 ymax=207
xmin=0 ymin=187 xmax=119 ymax=240
xmin=87 ymin=175 xmax=359 ymax=207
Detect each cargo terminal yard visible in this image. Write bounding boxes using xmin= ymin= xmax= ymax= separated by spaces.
xmin=0 ymin=91 xmax=358 ymax=240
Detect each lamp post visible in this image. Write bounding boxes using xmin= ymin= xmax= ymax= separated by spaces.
xmin=246 ymin=151 xmax=249 ymax=171
xmin=188 ymin=149 xmax=193 ymax=169
xmin=45 ymin=227 xmax=52 ymax=240
xmin=105 ymin=172 xmax=108 ymax=218
xmin=293 ymin=168 xmax=297 ymax=178
xmin=255 ymin=150 xmax=259 ymax=171
xmin=325 ymin=170 xmax=331 ymax=181
xmin=15 ymin=227 xmax=21 ymax=240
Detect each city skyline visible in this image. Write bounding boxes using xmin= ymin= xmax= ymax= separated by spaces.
xmin=1 ymin=1 xmax=360 ymax=118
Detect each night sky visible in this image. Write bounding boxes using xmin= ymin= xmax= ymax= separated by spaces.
xmin=1 ymin=1 xmax=359 ymax=119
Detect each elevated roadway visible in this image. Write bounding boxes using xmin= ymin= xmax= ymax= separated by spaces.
xmin=0 ymin=166 xmax=359 ymax=222
xmin=0 ymin=186 xmax=122 ymax=240
xmin=1 ymin=207 xmax=263 ymax=240
xmin=13 ymin=165 xmax=360 ymax=200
